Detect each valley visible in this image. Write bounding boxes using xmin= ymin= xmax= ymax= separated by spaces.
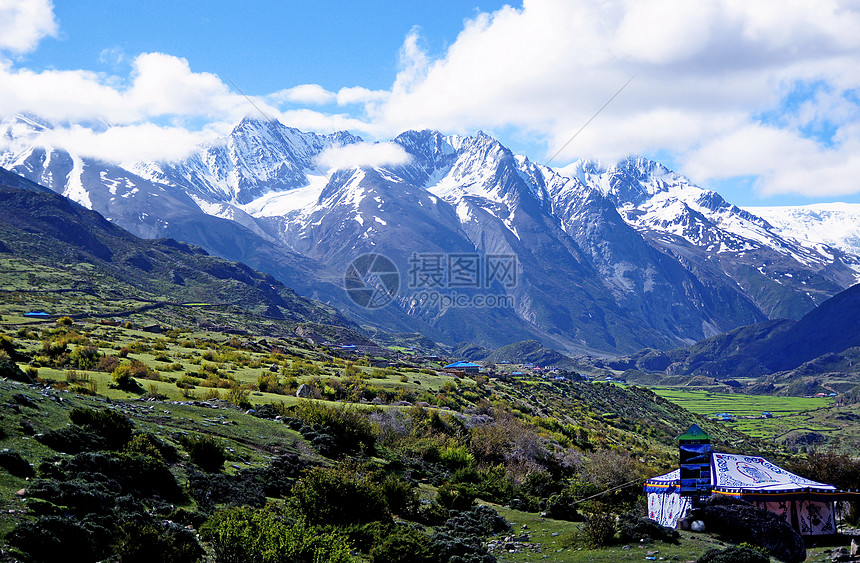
xmin=4 ymin=2 xmax=860 ymax=561
xmin=2 ymin=132 xmax=860 ymax=560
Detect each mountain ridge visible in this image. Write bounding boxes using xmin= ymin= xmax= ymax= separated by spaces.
xmin=3 ymin=114 xmax=859 ymax=354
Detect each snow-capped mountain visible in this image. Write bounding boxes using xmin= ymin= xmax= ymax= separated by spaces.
xmin=130 ymin=117 xmax=362 ymax=206
xmin=548 ymin=158 xmax=860 ymax=319
xmin=745 ymin=203 xmax=860 ymax=260
xmin=3 ymin=114 xmax=859 ymax=354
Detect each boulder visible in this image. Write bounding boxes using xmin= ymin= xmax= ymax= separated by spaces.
xmin=687 ymin=497 xmax=805 ymax=563
xmin=295 ymin=384 xmax=312 ymax=398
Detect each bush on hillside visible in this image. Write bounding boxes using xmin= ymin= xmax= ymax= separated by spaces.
xmin=289 ymin=465 xmax=390 ymax=525
xmin=69 ymin=407 xmax=134 ymax=450
xmin=292 ymin=400 xmax=376 ymax=455
xmin=111 ymin=519 xmax=204 ymax=563
xmin=200 ymin=503 xmax=352 ymax=563
xmin=0 ymin=448 xmax=35 ymax=478
xmin=369 ymin=525 xmax=433 ymax=563
xmin=582 ymin=510 xmax=617 ymax=548
xmin=180 ymin=434 xmax=226 ymax=472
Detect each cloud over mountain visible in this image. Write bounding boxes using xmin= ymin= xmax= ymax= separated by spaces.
xmin=2 ymin=0 xmax=860 ymax=201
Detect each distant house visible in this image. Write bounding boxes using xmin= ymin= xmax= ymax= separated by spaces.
xmin=24 ymin=311 xmax=50 ymax=318
xmin=443 ymin=361 xmax=481 ymax=374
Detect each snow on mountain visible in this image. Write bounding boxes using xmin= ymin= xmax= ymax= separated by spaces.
xmin=4 ymin=112 xmax=860 ymax=353
xmin=745 ymin=204 xmax=860 ymax=263
xmin=129 ymin=117 xmax=363 ymax=206
xmin=552 ymin=157 xmax=835 ymax=269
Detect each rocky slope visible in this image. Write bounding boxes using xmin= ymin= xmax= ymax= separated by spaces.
xmin=3 ymin=114 xmax=859 ymax=354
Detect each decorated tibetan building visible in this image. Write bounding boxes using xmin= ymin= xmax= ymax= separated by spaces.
xmin=645 ymin=425 xmax=858 ymax=536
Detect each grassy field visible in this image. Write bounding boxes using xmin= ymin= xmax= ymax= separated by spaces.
xmin=652 ymin=388 xmax=834 ymax=440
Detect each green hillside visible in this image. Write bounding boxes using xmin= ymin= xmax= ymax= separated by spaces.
xmin=0 ymin=172 xmax=854 ymax=562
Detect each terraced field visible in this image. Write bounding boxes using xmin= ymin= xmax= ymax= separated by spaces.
xmin=652 ymin=388 xmax=836 ymax=441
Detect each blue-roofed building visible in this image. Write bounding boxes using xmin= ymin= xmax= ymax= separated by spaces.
xmin=443 ymin=361 xmax=481 ymax=374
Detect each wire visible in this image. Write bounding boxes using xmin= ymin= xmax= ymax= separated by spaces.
xmin=543 ymin=74 xmax=637 ymax=169
xmin=570 ymin=477 xmax=644 ymax=506
xmin=224 ymin=76 xmax=332 ymax=181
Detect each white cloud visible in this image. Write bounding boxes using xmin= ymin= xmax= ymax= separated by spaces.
xmin=364 ymin=0 xmax=860 ymax=198
xmin=127 ymin=53 xmax=234 ymax=117
xmin=270 ymin=83 xmax=337 ymax=105
xmin=0 ymin=52 xmax=248 ymax=124
xmin=684 ymin=124 xmax=860 ymax=197
xmin=40 ymin=123 xmax=215 ymax=163
xmin=3 ymin=0 xmax=860 ymax=200
xmin=99 ymin=46 xmax=126 ymax=67
xmin=315 ymin=142 xmax=411 ymax=171
xmin=0 ymin=0 xmax=57 ymax=53
xmin=336 ymin=86 xmax=389 ymax=106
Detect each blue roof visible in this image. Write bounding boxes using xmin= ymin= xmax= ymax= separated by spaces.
xmin=444 ymin=361 xmax=481 ymax=369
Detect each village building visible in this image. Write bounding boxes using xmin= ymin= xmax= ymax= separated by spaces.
xmin=442 ymin=361 xmax=481 ymax=375
xmin=645 ymin=425 xmax=859 ymax=536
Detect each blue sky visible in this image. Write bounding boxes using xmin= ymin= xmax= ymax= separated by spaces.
xmin=22 ymin=1 xmax=505 ymax=93
xmin=2 ymin=0 xmax=860 ymax=207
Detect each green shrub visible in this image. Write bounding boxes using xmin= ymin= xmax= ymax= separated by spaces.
xmin=181 ymin=434 xmax=226 ymax=472
xmin=225 ymin=386 xmax=251 ymax=409
xmin=290 ymin=465 xmax=390 ymax=525
xmin=582 ymin=510 xmax=617 ymax=548
xmin=61 ymin=451 xmax=183 ymax=501
xmin=369 ymin=526 xmax=433 ymax=563
xmin=451 ymin=464 xmax=516 ymax=505
xmin=69 ymin=407 xmax=134 ymax=450
xmin=112 ymin=363 xmax=138 ymax=389
xmin=69 ymin=345 xmax=100 ymax=370
xmin=435 ymin=483 xmax=476 ymax=513
xmin=379 ymin=473 xmax=419 ymax=518
xmin=187 ymin=468 xmax=266 ymax=510
xmin=437 ymin=444 xmax=475 ymax=471
xmin=0 ymin=449 xmax=34 ymax=478
xmin=428 ymin=505 xmax=508 ymax=562
xmin=124 ymin=434 xmax=165 ymax=462
xmin=8 ymin=515 xmax=110 ymax=562
xmin=293 ymin=400 xmax=376 ymax=455
xmin=112 ymin=520 xmax=204 ymax=563
xmin=200 ymin=504 xmax=352 ymax=563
